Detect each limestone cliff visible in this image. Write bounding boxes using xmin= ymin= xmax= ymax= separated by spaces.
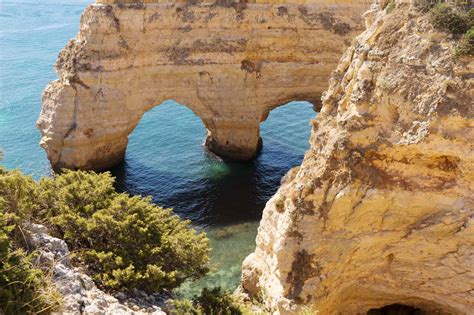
xmin=241 ymin=1 xmax=474 ymax=314
xmin=37 ymin=0 xmax=368 ymax=170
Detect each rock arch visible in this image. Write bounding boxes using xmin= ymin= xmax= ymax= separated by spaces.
xmin=37 ymin=0 xmax=368 ymax=170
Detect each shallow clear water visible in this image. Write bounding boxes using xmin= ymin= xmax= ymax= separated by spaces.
xmin=0 ymin=0 xmax=316 ymax=297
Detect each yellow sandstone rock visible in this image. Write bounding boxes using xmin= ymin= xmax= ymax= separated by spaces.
xmin=241 ymin=1 xmax=474 ymax=314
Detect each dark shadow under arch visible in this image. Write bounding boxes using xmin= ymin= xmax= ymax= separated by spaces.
xmin=110 ymin=99 xmax=316 ymax=225
xmin=368 ymin=304 xmax=424 ymax=315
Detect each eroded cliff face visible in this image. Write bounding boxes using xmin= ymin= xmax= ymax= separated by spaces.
xmin=241 ymin=1 xmax=474 ymax=314
xmin=37 ymin=0 xmax=368 ymax=170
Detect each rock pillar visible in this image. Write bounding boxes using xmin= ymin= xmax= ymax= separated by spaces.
xmin=204 ymin=119 xmax=262 ymax=160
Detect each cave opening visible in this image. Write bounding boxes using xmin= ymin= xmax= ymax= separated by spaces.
xmin=367 ymin=304 xmax=425 ymax=315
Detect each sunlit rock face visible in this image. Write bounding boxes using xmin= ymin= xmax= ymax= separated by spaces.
xmin=37 ymin=0 xmax=368 ymax=170
xmin=241 ymin=1 xmax=474 ymax=314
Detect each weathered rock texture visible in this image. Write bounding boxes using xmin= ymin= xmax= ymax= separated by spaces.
xmin=241 ymin=1 xmax=474 ymax=314
xmin=27 ymin=224 xmax=166 ymax=315
xmin=37 ymin=0 xmax=368 ymax=170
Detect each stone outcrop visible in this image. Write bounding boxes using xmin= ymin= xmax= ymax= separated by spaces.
xmin=27 ymin=223 xmax=166 ymax=315
xmin=37 ymin=0 xmax=368 ymax=170
xmin=241 ymin=1 xmax=474 ymax=314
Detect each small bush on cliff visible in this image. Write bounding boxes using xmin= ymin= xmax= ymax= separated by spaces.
xmin=39 ymin=170 xmax=210 ymax=293
xmin=167 ymin=298 xmax=201 ymax=315
xmin=456 ymin=26 xmax=474 ymax=56
xmin=430 ymin=3 xmax=469 ymax=35
xmin=385 ymin=0 xmax=396 ymax=14
xmin=415 ymin=0 xmax=435 ymax=13
xmin=426 ymin=3 xmax=473 ymax=56
xmin=195 ymin=287 xmax=242 ymax=315
xmin=0 ymin=197 xmax=61 ymax=314
xmin=167 ymin=287 xmax=243 ymax=315
xmin=0 ymin=168 xmax=41 ymax=232
xmin=430 ymin=4 xmax=470 ymax=35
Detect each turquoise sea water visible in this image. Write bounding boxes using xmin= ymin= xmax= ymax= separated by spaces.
xmin=0 ymin=0 xmax=316 ymax=297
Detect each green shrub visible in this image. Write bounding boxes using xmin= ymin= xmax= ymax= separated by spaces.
xmin=430 ymin=4 xmax=470 ymax=35
xmin=456 ymin=26 xmax=474 ymax=56
xmin=39 ymin=170 xmax=210 ymax=293
xmin=426 ymin=3 xmax=474 ymax=56
xmin=0 ymin=168 xmax=41 ymax=231
xmin=468 ymin=8 xmax=474 ymax=26
xmin=415 ymin=0 xmax=435 ymax=13
xmin=0 ymin=207 xmax=61 ymax=314
xmin=385 ymin=0 xmax=396 ymax=14
xmin=167 ymin=287 xmax=243 ymax=315
xmin=195 ymin=287 xmax=242 ymax=315
xmin=167 ymin=298 xmax=201 ymax=315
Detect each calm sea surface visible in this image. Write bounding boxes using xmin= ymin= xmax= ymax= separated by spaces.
xmin=0 ymin=0 xmax=316 ymax=297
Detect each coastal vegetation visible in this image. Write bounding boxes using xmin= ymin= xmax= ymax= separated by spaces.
xmin=456 ymin=28 xmax=474 ymax=56
xmin=167 ymin=287 xmax=244 ymax=315
xmin=39 ymin=170 xmax=210 ymax=293
xmin=0 ymin=167 xmax=210 ymax=312
xmin=416 ymin=0 xmax=473 ymax=56
xmin=0 ymin=204 xmax=61 ymax=314
xmin=430 ymin=3 xmax=471 ymax=34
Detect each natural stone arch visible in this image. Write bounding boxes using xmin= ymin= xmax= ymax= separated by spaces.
xmin=37 ymin=0 xmax=369 ymax=171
